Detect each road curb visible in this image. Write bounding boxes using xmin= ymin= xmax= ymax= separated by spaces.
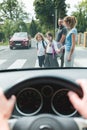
xmin=0 ymin=46 xmax=8 ymax=51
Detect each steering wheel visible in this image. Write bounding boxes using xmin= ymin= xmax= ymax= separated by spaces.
xmin=4 ymin=76 xmax=83 ymax=130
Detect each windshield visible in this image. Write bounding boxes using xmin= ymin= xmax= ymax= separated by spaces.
xmin=0 ymin=0 xmax=86 ymax=70
xmin=12 ymin=33 xmax=28 ymax=38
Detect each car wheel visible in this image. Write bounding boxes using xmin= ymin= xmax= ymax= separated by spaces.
xmin=29 ymin=44 xmax=31 ymax=48
xmin=10 ymin=46 xmax=13 ymax=50
xmin=27 ymin=44 xmax=31 ymax=49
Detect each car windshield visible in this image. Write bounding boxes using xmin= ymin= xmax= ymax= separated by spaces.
xmin=0 ymin=0 xmax=86 ymax=70
xmin=12 ymin=33 xmax=28 ymax=38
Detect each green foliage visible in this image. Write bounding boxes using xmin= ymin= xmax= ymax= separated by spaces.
xmin=72 ymin=0 xmax=87 ymax=32
xmin=29 ymin=19 xmax=41 ymax=37
xmin=0 ymin=0 xmax=29 ymax=41
xmin=14 ymin=21 xmax=28 ymax=32
xmin=34 ymin=0 xmax=66 ymax=32
xmin=0 ymin=32 xmax=4 ymax=42
xmin=34 ymin=0 xmax=54 ymax=27
xmin=0 ymin=0 xmax=28 ymax=21
xmin=1 ymin=20 xmax=14 ymax=40
xmin=0 ymin=19 xmax=29 ymax=41
xmin=54 ymin=0 xmax=67 ymax=18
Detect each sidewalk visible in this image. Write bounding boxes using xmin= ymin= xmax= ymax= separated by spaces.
xmin=74 ymin=47 xmax=87 ymax=67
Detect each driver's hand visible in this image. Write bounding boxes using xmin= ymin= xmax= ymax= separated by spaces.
xmin=68 ymin=79 xmax=87 ymax=118
xmin=0 ymin=89 xmax=16 ymax=130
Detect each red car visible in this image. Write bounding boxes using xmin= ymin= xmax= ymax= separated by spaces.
xmin=9 ymin=32 xmax=31 ymax=49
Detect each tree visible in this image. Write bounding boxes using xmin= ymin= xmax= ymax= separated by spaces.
xmin=72 ymin=0 xmax=87 ymax=32
xmin=34 ymin=0 xmax=67 ymax=32
xmin=0 ymin=19 xmax=29 ymax=41
xmin=29 ymin=19 xmax=41 ymax=37
xmin=15 ymin=21 xmax=28 ymax=32
xmin=0 ymin=0 xmax=30 ymax=41
xmin=0 ymin=0 xmax=28 ymax=22
xmin=1 ymin=19 xmax=14 ymax=40
xmin=54 ymin=0 xmax=67 ymax=18
xmin=34 ymin=0 xmax=55 ymax=30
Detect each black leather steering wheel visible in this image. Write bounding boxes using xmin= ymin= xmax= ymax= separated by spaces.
xmin=4 ymin=76 xmax=83 ymax=130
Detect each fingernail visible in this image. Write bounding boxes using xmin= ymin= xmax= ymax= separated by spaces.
xmin=68 ymin=91 xmax=74 ymax=96
xmin=11 ymin=95 xmax=16 ymax=101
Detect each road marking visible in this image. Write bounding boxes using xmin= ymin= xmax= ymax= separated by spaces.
xmin=35 ymin=59 xmax=39 ymax=68
xmin=0 ymin=59 xmax=7 ymax=65
xmin=8 ymin=59 xmax=27 ymax=69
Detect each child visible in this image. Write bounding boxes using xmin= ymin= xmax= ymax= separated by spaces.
xmin=35 ymin=32 xmax=47 ymax=67
xmin=44 ymin=32 xmax=60 ymax=68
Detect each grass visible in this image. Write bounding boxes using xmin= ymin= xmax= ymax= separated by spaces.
xmin=0 ymin=41 xmax=9 ymax=46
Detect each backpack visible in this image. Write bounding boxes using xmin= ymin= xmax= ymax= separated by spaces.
xmin=37 ymin=40 xmax=47 ymax=49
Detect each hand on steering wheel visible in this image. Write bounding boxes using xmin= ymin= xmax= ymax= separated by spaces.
xmin=68 ymin=79 xmax=87 ymax=118
xmin=0 ymin=89 xmax=16 ymax=130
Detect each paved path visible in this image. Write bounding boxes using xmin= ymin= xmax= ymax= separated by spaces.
xmin=74 ymin=47 xmax=87 ymax=67
xmin=0 ymin=45 xmax=87 ymax=67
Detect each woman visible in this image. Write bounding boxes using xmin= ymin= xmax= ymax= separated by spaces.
xmin=63 ymin=16 xmax=77 ymax=67
xmin=44 ymin=32 xmax=59 ymax=68
xmin=35 ymin=32 xmax=47 ymax=68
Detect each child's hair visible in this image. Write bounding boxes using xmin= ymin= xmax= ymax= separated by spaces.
xmin=46 ymin=32 xmax=53 ymax=39
xmin=64 ymin=16 xmax=77 ymax=29
xmin=35 ymin=32 xmax=44 ymax=41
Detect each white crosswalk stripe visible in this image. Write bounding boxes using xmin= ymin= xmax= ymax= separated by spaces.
xmin=0 ymin=59 xmax=42 ymax=68
xmin=8 ymin=59 xmax=27 ymax=69
xmin=35 ymin=59 xmax=39 ymax=68
xmin=0 ymin=59 xmax=7 ymax=65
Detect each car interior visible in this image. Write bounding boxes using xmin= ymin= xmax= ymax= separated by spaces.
xmin=0 ymin=68 xmax=86 ymax=130
xmin=0 ymin=0 xmax=87 ymax=130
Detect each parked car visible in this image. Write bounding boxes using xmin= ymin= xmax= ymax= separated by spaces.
xmin=9 ymin=32 xmax=31 ymax=49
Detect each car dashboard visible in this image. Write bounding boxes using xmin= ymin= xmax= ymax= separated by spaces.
xmin=0 ymin=68 xmax=86 ymax=119
xmin=12 ymin=80 xmax=79 ymax=118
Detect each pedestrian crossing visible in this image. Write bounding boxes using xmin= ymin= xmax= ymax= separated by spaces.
xmin=8 ymin=59 xmax=27 ymax=69
xmin=35 ymin=59 xmax=39 ymax=68
xmin=0 ymin=59 xmax=33 ymax=69
xmin=0 ymin=59 xmax=7 ymax=65
xmin=0 ymin=59 xmax=40 ymax=69
xmin=0 ymin=59 xmax=42 ymax=69
xmin=0 ymin=58 xmax=81 ymax=69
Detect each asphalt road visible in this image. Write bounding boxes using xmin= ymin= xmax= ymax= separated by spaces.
xmin=0 ymin=43 xmax=87 ymax=70
xmin=74 ymin=47 xmax=87 ymax=67
xmin=0 ymin=45 xmax=37 ymax=70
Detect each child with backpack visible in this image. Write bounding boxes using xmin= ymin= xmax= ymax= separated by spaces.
xmin=44 ymin=32 xmax=60 ymax=68
xmin=35 ymin=32 xmax=47 ymax=67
